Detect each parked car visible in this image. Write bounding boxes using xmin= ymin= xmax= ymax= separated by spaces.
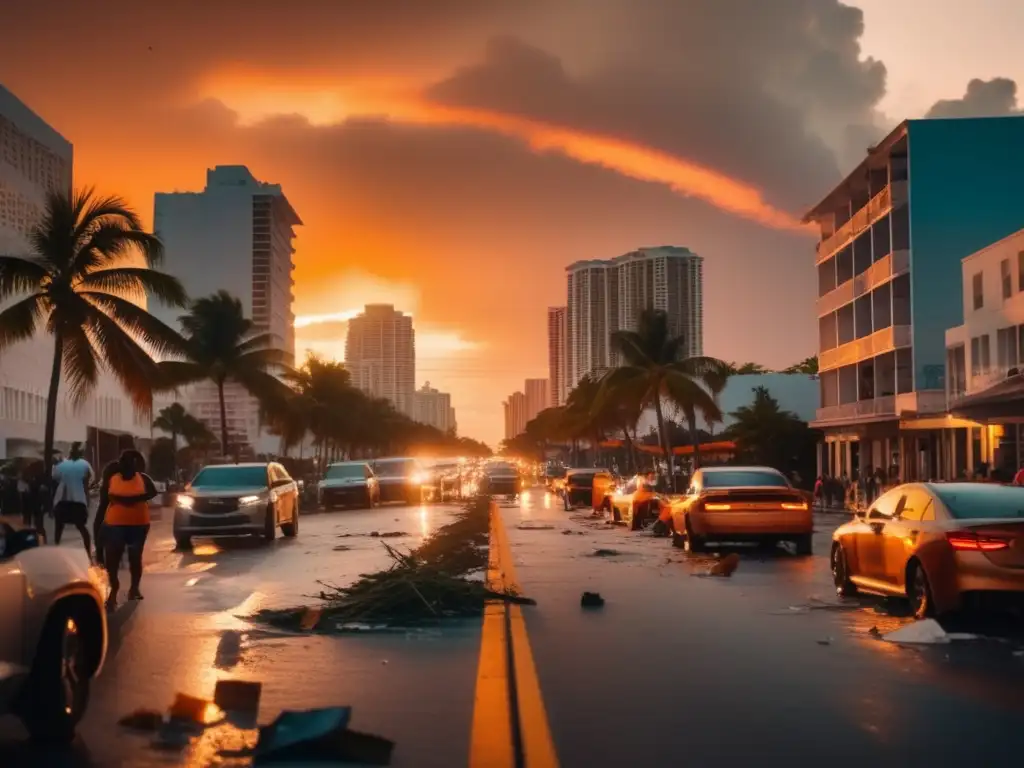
xmin=318 ymin=461 xmax=379 ymax=510
xmin=481 ymin=461 xmax=522 ymax=501
xmin=603 ymin=474 xmax=661 ymax=528
xmin=666 ymin=466 xmax=812 ymax=554
xmin=173 ymin=462 xmax=300 ymax=549
xmin=371 ymin=457 xmax=428 ymax=505
xmin=0 ymin=523 xmax=107 ymax=742
xmin=831 ymin=482 xmax=1024 ymax=618
xmin=561 ymin=468 xmax=613 ymax=511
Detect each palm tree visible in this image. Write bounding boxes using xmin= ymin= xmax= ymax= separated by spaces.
xmin=600 ymin=309 xmax=729 ymax=481
xmin=157 ymin=291 xmax=291 ymax=457
xmin=783 ymin=355 xmax=818 ymax=375
xmin=727 ymin=361 xmax=769 ymax=375
xmin=0 ymin=188 xmax=187 ymax=478
xmin=152 ymin=402 xmax=211 ymax=479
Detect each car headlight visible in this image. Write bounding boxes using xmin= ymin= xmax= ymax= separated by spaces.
xmin=410 ymin=472 xmax=426 ymax=485
xmin=238 ymin=494 xmax=267 ymax=507
xmin=176 ymin=495 xmax=194 ymax=509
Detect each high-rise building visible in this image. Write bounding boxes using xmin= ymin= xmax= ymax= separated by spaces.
xmin=345 ymin=304 xmax=416 ymax=416
xmin=503 ymin=391 xmax=528 ymax=441
xmin=806 ymin=115 xmax=1024 ymax=482
xmin=524 ymin=378 xmax=548 ymax=423
xmin=565 ymin=246 xmax=702 ymax=393
xmin=547 ymin=306 xmax=567 ymax=407
xmin=0 ymin=84 xmax=151 ymax=460
xmin=413 ymin=382 xmax=456 ymax=434
xmin=153 ymin=165 xmax=302 ymax=452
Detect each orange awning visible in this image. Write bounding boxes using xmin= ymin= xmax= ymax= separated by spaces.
xmin=633 ymin=441 xmax=736 ymax=456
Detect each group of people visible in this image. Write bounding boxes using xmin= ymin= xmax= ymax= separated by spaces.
xmin=2 ymin=442 xmax=158 ymax=611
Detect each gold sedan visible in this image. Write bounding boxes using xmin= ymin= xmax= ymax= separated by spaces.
xmin=831 ymin=482 xmax=1024 ymax=618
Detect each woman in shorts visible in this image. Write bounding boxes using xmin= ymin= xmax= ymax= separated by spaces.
xmin=103 ymin=450 xmax=158 ymax=610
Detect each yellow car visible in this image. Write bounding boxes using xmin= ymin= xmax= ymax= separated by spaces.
xmin=603 ymin=474 xmax=661 ymax=529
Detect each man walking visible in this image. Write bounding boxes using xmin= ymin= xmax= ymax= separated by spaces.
xmin=52 ymin=442 xmax=94 ymax=560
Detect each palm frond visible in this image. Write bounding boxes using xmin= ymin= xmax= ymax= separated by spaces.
xmin=235 ymin=346 xmax=292 ymax=372
xmin=662 ymin=373 xmax=722 ymax=423
xmin=234 ymin=332 xmax=278 ymax=357
xmin=609 ymin=329 xmax=654 ymax=367
xmin=0 ymin=255 xmax=50 ymax=301
xmin=154 ymin=360 xmax=209 ymax=391
xmin=76 ymin=224 xmax=164 ymax=272
xmin=78 ymin=266 xmax=187 ymax=307
xmin=84 ymin=305 xmax=162 ymax=410
xmin=0 ymin=294 xmax=46 ymax=351
xmin=60 ymin=323 xmax=100 ymax=406
xmin=81 ymin=291 xmax=188 ymax=357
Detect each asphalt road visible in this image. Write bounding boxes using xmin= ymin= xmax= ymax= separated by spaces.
xmin=503 ymin=489 xmax=1024 ymax=768
xmin=0 ymin=502 xmax=481 ymax=768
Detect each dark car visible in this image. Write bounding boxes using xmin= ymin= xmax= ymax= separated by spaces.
xmin=173 ymin=462 xmax=299 ymax=549
xmin=482 ymin=462 xmax=521 ymax=500
xmin=318 ymin=461 xmax=379 ymax=510
xmin=371 ymin=457 xmax=428 ymax=505
xmin=562 ymin=468 xmax=611 ymax=510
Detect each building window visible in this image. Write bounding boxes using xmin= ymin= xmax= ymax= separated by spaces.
xmin=1002 ymin=259 xmax=1012 ymax=300
xmin=997 ymin=327 xmax=1018 ymax=370
xmin=972 ymin=272 xmax=984 ymax=310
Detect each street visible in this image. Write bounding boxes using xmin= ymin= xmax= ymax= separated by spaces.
xmin=3 ymin=489 xmax=1024 ymax=767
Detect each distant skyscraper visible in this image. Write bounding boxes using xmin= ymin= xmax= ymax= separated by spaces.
xmin=413 ymin=382 xmax=456 ymax=434
xmin=524 ymin=379 xmax=548 ymax=423
xmin=153 ymin=165 xmax=302 ymax=452
xmin=547 ymin=306 xmax=567 ymax=407
xmin=565 ymin=246 xmax=703 ymax=392
xmin=345 ymin=304 xmax=416 ymax=416
xmin=503 ymin=391 xmax=528 ymax=441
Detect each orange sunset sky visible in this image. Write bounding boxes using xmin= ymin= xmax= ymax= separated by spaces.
xmin=2 ymin=1 xmax=1022 ymax=446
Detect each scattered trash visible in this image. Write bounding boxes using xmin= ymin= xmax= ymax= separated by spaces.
xmin=581 ymin=591 xmax=605 ymax=608
xmin=381 ymin=660 xmax=388 ymax=665
xmin=214 ymin=679 xmax=262 ymax=715
xmin=168 ymin=693 xmax=223 ymax=727
xmin=333 ymin=545 xmax=353 ymax=551
xmin=705 ymin=553 xmax=740 ymax=577
xmin=590 ymin=548 xmax=622 ymax=557
xmin=299 ymin=606 xmax=322 ymax=632
xmin=517 ymin=523 xmax=555 ymax=530
xmin=881 ymin=619 xmax=980 ymax=645
xmin=370 ymin=531 xmax=407 ymax=538
xmin=817 ymin=638 xmax=833 ymax=646
xmin=214 ymin=630 xmax=247 ymax=669
xmin=868 ymin=626 xmax=882 ymax=638
xmin=248 ymin=707 xmax=395 ymax=765
xmin=118 ymin=708 xmax=164 ymax=731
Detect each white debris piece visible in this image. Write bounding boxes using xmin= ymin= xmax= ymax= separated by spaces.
xmin=883 ymin=619 xmax=979 ymax=644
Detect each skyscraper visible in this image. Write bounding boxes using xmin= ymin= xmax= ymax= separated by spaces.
xmin=413 ymin=382 xmax=456 ymax=434
xmin=524 ymin=378 xmax=549 ymax=423
xmin=345 ymin=304 xmax=416 ymax=416
xmin=503 ymin=391 xmax=528 ymax=441
xmin=153 ymin=165 xmax=302 ymax=452
xmin=547 ymin=306 xmax=567 ymax=407
xmin=565 ymin=246 xmax=703 ymax=393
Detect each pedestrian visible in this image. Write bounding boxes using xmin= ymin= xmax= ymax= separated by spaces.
xmin=93 ymin=459 xmax=120 ymax=564
xmin=21 ymin=460 xmax=46 ymax=533
xmin=813 ymin=475 xmax=823 ymax=508
xmin=51 ymin=442 xmax=94 ymax=559
xmin=103 ymin=449 xmax=158 ymax=610
xmin=1013 ymin=463 xmax=1024 ymax=486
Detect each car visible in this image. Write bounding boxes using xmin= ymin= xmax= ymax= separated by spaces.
xmin=560 ymin=468 xmax=613 ymax=511
xmin=603 ymin=474 xmax=661 ymax=529
xmin=0 ymin=523 xmax=107 ymax=743
xmin=173 ymin=461 xmax=300 ymax=549
xmin=371 ymin=457 xmax=429 ymax=505
xmin=666 ymin=466 xmax=812 ymax=554
xmin=831 ymin=482 xmax=1024 ymax=618
xmin=318 ymin=461 xmax=379 ymax=510
xmin=481 ymin=461 xmax=522 ymax=501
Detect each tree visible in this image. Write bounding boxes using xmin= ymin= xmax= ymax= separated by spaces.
xmin=600 ymin=309 xmax=730 ymax=479
xmin=0 ymin=188 xmax=187 ymax=481
xmin=152 ymin=402 xmax=213 ymax=479
xmin=724 ymin=386 xmax=820 ymax=485
xmin=157 ymin=291 xmax=292 ymax=457
xmin=783 ymin=355 xmax=818 ymax=375
xmin=727 ymin=361 xmax=769 ymax=375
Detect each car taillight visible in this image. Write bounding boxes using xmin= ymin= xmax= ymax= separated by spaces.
xmin=946 ymin=531 xmax=1011 ymax=552
xmin=781 ymin=502 xmax=809 ymax=511
xmin=704 ymin=502 xmax=731 ymax=511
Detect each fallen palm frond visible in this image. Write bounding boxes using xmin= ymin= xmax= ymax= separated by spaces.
xmin=251 ymin=495 xmax=531 ymax=630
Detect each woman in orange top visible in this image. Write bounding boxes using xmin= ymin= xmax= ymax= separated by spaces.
xmin=103 ymin=450 xmax=158 ymax=610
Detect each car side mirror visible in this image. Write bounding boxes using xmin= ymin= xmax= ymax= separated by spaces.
xmin=272 ymin=478 xmax=292 ymax=488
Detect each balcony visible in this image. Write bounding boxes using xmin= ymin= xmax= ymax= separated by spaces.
xmin=816 ymin=249 xmax=910 ymax=318
xmin=813 ymin=390 xmax=947 ymax=425
xmin=815 ymin=180 xmax=907 ymax=265
xmin=819 ymin=324 xmax=912 ymax=372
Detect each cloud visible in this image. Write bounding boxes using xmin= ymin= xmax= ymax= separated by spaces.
xmin=925 ymin=77 xmax=1020 ymax=119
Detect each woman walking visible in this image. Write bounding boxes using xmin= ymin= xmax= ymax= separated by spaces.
xmin=93 ymin=460 xmax=120 ymax=565
xmin=103 ymin=450 xmax=158 ymax=610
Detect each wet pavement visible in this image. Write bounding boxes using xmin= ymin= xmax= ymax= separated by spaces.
xmin=0 ymin=502 xmax=480 ymax=767
xmin=503 ymin=489 xmax=1024 ymax=767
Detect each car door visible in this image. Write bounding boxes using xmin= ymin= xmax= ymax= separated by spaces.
xmin=592 ymin=472 xmax=613 ymax=510
xmin=0 ymin=531 xmax=25 ymax=691
xmin=614 ymin=478 xmax=639 ymax=520
xmin=275 ymin=464 xmax=297 ymax=521
xmin=856 ymin=488 xmax=905 ymax=584
xmin=880 ymin=488 xmax=933 ymax=590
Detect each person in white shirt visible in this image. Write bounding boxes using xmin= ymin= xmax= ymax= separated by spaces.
xmin=52 ymin=442 xmax=94 ymax=559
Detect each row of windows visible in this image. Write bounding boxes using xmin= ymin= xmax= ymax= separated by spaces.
xmin=971 ymin=251 xmax=1024 ymax=309
xmin=0 ymin=115 xmax=68 ymax=191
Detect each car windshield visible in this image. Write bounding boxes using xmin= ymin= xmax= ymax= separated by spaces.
xmin=933 ymin=485 xmax=1024 ymax=519
xmin=703 ymin=470 xmax=788 ymax=488
xmin=568 ymin=473 xmax=596 ymax=487
xmin=325 ymin=464 xmax=365 ymax=480
xmin=487 ymin=463 xmax=517 ymax=475
xmin=374 ymin=459 xmax=416 ymax=478
xmin=191 ymin=466 xmax=268 ymax=488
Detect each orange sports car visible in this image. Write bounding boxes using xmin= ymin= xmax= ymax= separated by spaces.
xmin=666 ymin=466 xmax=813 ymax=554
xmin=602 ymin=474 xmax=661 ymax=529
xmin=831 ymin=482 xmax=1024 ymax=618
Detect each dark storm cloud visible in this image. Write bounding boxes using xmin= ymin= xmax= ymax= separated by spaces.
xmin=427 ymin=0 xmax=889 ymax=209
xmin=925 ymin=78 xmax=1021 ymax=119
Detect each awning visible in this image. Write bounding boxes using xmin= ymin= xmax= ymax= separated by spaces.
xmin=950 ymin=374 xmax=1024 ymax=421
xmin=634 ymin=441 xmax=737 ymax=456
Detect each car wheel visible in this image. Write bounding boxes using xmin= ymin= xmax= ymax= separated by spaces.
xmin=907 ymin=560 xmax=934 ymax=619
xmin=831 ymin=543 xmax=858 ymax=597
xmin=174 ymin=533 xmax=192 ymax=551
xmin=685 ymin=520 xmax=706 ymax=553
xmin=263 ymin=506 xmax=277 ymax=542
xmin=793 ymin=533 xmax=813 ymax=556
xmin=19 ymin=603 xmax=94 ymax=744
xmin=281 ymin=509 xmax=298 ymax=538
xmin=671 ymin=528 xmax=685 ymax=548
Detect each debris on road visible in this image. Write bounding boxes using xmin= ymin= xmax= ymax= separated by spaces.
xmin=708 ymin=553 xmax=740 ymax=577
xmin=581 ymin=591 xmax=605 ymax=608
xmin=561 ymin=529 xmax=586 ymax=535
xmin=214 ymin=630 xmax=247 ymax=669
xmin=590 ymin=548 xmax=623 ymax=557
xmin=883 ymin=619 xmax=980 ymax=645
xmin=299 ymin=606 xmax=322 ymax=631
xmin=214 ymin=679 xmax=262 ymax=715
xmin=333 ymin=544 xmax=354 ymax=551
xmin=118 ymin=708 xmax=164 ymax=731
xmin=517 ymin=522 xmax=555 ymax=530
xmin=168 ymin=692 xmax=223 ymax=726
xmin=817 ymin=638 xmax=833 ymax=646
xmin=370 ymin=531 xmax=407 ymax=538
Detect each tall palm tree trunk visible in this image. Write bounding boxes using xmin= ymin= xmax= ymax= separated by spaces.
xmin=43 ymin=333 xmax=64 ymax=508
xmin=653 ymin=395 xmax=677 ymax=490
xmin=171 ymin=431 xmax=179 ymax=481
xmin=216 ymin=379 xmax=229 ymax=459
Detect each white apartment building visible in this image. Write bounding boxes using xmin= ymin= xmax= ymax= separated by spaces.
xmin=413 ymin=382 xmax=456 ymax=434
xmin=524 ymin=378 xmax=548 ymax=423
xmin=945 ymin=226 xmax=1024 ymax=477
xmin=503 ymin=391 xmax=528 ymax=441
xmin=565 ymin=246 xmax=703 ymax=395
xmin=153 ymin=165 xmax=302 ymax=454
xmin=0 ymin=84 xmax=150 ymax=460
xmin=345 ymin=304 xmax=415 ymax=416
xmin=547 ymin=306 xmax=567 ymax=407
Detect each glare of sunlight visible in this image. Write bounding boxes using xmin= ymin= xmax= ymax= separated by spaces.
xmin=294 ymin=309 xmax=363 ymax=327
xmin=544 ymin=492 xmax=552 ymax=509
xmin=185 ymin=577 xmax=201 ymax=587
xmin=419 ymin=507 xmax=430 ymax=538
